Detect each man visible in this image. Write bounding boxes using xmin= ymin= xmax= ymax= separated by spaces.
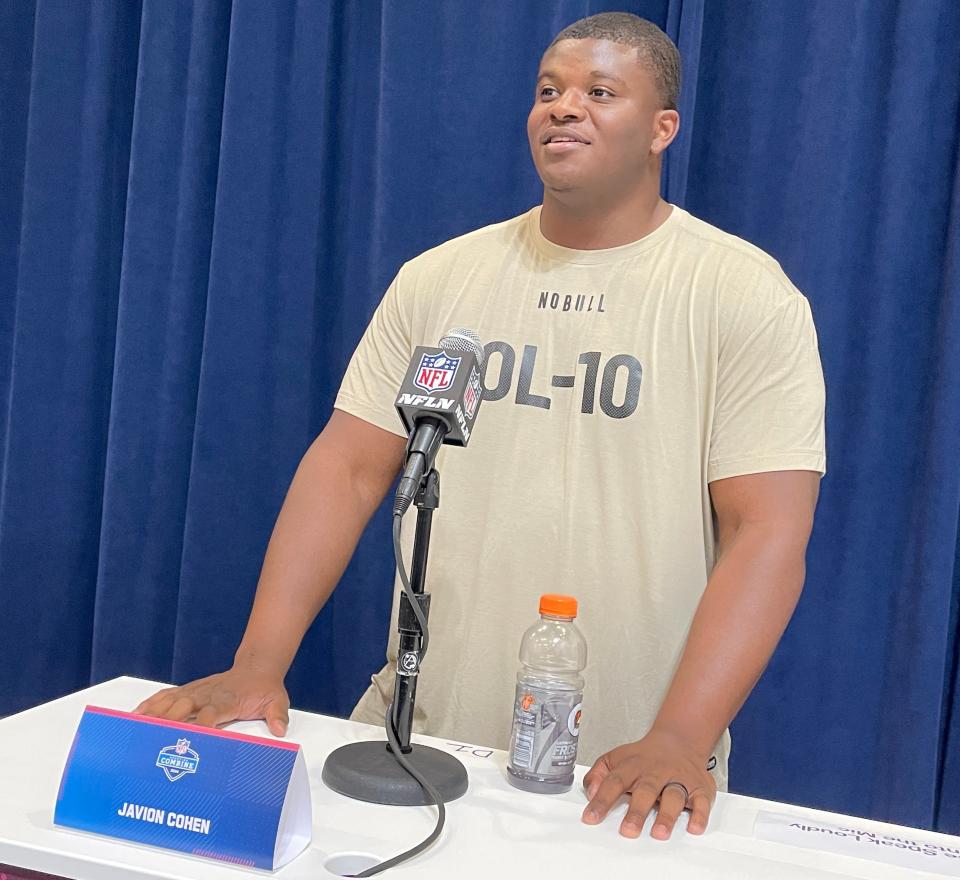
xmin=136 ymin=13 xmax=825 ymax=841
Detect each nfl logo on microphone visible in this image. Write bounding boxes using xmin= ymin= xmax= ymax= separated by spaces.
xmin=414 ymin=352 xmax=460 ymax=393
xmin=464 ymin=367 xmax=482 ymax=419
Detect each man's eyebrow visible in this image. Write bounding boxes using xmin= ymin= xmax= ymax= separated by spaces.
xmin=535 ymin=69 xmax=628 ymax=87
xmin=589 ymin=70 xmax=627 ymax=87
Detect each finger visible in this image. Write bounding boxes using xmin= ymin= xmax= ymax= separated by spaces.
xmin=134 ymin=688 xmax=179 ymax=716
xmin=651 ymin=785 xmax=688 ymax=840
xmin=165 ymin=695 xmax=200 ymax=722
xmin=583 ymin=773 xmax=643 ymax=825
xmin=135 ymin=691 xmax=185 ymax=719
xmin=582 ymin=756 xmax=612 ymax=800
xmin=687 ymin=790 xmax=713 ymax=835
xmin=618 ymin=783 xmax=661 ymax=838
xmin=264 ymin=700 xmax=290 ymax=737
xmin=194 ymin=698 xmax=240 ymax=730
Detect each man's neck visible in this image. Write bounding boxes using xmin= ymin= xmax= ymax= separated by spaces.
xmin=539 ymin=185 xmax=672 ymax=250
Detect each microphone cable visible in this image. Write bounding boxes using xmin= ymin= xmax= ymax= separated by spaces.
xmin=349 ymin=512 xmax=445 ymax=877
xmin=354 ymin=328 xmax=483 ymax=876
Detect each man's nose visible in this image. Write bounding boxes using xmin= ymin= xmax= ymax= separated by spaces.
xmin=550 ymin=89 xmax=585 ymax=122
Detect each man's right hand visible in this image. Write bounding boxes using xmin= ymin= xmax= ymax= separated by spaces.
xmin=132 ymin=411 xmax=404 ymax=740
xmin=133 ymin=665 xmax=291 ymax=737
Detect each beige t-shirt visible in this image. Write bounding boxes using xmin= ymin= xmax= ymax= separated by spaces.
xmin=335 ymin=205 xmax=826 ymax=790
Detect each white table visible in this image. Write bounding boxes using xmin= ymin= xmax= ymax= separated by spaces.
xmin=0 ymin=677 xmax=955 ymax=879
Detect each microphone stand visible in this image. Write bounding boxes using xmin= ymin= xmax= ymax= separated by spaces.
xmin=321 ymin=469 xmax=469 ymax=805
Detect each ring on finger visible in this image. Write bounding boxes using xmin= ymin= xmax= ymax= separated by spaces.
xmin=660 ymin=781 xmax=690 ymax=803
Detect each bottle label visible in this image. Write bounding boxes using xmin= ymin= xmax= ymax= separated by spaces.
xmin=508 ymin=684 xmax=583 ymax=777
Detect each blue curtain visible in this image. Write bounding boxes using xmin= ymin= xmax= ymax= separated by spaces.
xmin=1 ymin=0 xmax=958 ymax=832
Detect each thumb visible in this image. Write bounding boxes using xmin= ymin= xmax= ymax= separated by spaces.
xmin=265 ymin=700 xmax=289 ymax=737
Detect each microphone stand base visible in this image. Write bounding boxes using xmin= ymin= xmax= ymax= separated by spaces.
xmin=321 ymin=741 xmax=468 ymax=806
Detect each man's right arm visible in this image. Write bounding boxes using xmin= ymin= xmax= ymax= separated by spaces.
xmin=134 ymin=409 xmax=407 ymax=734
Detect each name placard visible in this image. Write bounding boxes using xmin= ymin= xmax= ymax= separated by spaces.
xmin=753 ymin=810 xmax=960 ymax=877
xmin=54 ymin=706 xmax=311 ymax=870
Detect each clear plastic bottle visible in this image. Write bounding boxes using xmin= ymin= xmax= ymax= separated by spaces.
xmin=506 ymin=594 xmax=587 ymax=793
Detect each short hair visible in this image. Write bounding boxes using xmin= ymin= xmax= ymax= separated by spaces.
xmin=548 ymin=12 xmax=681 ymax=111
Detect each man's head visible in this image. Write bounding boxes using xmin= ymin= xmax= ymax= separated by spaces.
xmin=548 ymin=13 xmax=681 ymax=111
xmin=527 ymin=13 xmax=681 ymax=203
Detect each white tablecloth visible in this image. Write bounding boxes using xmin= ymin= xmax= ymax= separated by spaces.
xmin=0 ymin=677 xmax=955 ymax=879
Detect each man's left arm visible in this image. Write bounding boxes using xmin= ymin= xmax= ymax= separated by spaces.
xmin=582 ymin=469 xmax=820 ymax=839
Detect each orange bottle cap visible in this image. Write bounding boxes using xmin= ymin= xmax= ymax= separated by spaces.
xmin=539 ymin=594 xmax=578 ymax=618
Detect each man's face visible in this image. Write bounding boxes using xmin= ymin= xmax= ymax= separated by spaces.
xmin=527 ymin=38 xmax=667 ymax=198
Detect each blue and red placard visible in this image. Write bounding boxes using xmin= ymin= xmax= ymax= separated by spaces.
xmin=54 ymin=706 xmax=311 ymax=870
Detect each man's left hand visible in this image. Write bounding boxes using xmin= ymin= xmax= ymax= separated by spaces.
xmin=581 ymin=728 xmax=717 ymax=839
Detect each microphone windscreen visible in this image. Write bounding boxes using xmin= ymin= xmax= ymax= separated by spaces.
xmin=439 ymin=328 xmax=484 ymax=366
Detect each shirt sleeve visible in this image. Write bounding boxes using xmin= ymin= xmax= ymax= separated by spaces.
xmin=334 ymin=268 xmax=412 ymax=438
xmin=707 ymin=286 xmax=827 ymax=483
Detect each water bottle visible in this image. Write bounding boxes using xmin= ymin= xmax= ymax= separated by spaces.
xmin=506 ymin=594 xmax=587 ymax=793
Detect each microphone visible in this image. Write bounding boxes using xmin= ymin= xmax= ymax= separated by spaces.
xmin=322 ymin=331 xmax=482 ymax=826
xmin=393 ymin=328 xmax=485 ymax=516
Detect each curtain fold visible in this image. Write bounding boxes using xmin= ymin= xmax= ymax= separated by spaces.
xmin=91 ymin=0 xmax=231 ymax=685
xmin=683 ymin=0 xmax=960 ymax=830
xmin=930 ymin=140 xmax=960 ymax=832
xmin=1 ymin=0 xmax=958 ymax=831
xmin=0 ymin=0 xmax=142 ymax=711
xmin=662 ymin=0 xmax=703 ymax=205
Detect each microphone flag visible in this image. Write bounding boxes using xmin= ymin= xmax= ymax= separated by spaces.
xmin=395 ymin=345 xmax=484 ymax=447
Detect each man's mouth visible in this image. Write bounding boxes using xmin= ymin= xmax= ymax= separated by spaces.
xmin=541 ymin=131 xmax=590 ymax=145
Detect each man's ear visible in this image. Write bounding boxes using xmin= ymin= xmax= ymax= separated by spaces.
xmin=651 ymin=109 xmax=680 ymax=155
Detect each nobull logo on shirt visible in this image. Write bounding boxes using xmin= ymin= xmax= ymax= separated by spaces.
xmin=537 ymin=290 xmax=606 ymax=313
xmin=414 ymin=351 xmax=460 ymax=393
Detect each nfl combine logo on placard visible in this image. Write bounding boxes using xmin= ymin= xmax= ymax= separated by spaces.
xmin=414 ymin=352 xmax=460 ymax=393
xmin=156 ymin=739 xmax=200 ymax=782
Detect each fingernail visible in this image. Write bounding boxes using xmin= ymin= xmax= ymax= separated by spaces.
xmin=653 ymin=823 xmax=669 ymax=838
xmin=582 ymin=809 xmax=598 ymax=823
xmin=621 ymin=822 xmax=640 ymax=838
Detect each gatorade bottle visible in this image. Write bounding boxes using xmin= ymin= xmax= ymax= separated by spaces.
xmin=506 ymin=594 xmax=587 ymax=793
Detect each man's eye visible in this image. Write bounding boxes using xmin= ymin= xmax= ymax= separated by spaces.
xmin=590 ymin=88 xmax=613 ymax=98
xmin=539 ymin=87 xmax=558 ymax=98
